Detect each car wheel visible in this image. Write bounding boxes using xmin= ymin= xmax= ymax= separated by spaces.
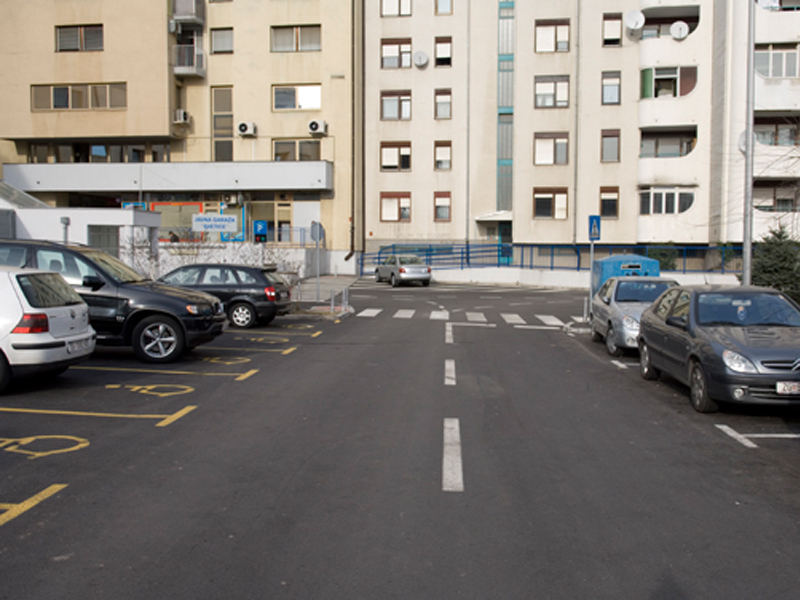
xmin=590 ymin=320 xmax=602 ymax=343
xmin=605 ymin=325 xmax=623 ymax=357
xmin=375 ymin=270 xmax=382 ymax=283
xmin=132 ymin=315 xmax=184 ymax=363
xmin=0 ymin=353 xmax=10 ymax=394
xmin=689 ymin=360 xmax=719 ymax=413
xmin=639 ymin=340 xmax=661 ymax=380
xmin=229 ymin=302 xmax=256 ymax=328
xmin=391 ymin=274 xmax=399 ymax=288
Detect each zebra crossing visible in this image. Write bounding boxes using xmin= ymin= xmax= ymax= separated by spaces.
xmin=355 ymin=307 xmax=587 ymax=328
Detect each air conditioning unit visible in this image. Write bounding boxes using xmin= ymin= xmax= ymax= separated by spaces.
xmin=238 ymin=121 xmax=257 ymax=137
xmin=308 ymin=120 xmax=328 ymax=135
xmin=173 ymin=109 xmax=190 ymax=124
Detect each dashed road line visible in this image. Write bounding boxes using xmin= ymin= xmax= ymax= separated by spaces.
xmin=430 ymin=310 xmax=450 ymax=320
xmin=501 ymin=313 xmax=526 ymax=325
xmin=442 ymin=418 xmax=465 ymax=492
xmin=357 ymin=308 xmax=383 ymax=318
xmin=466 ymin=312 xmax=487 ymax=323
xmin=444 ymin=359 xmax=456 ymax=386
xmin=393 ymin=309 xmax=416 ymax=319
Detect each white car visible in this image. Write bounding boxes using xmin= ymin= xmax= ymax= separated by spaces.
xmin=0 ymin=266 xmax=96 ymax=392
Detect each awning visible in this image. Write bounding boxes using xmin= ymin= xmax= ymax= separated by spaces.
xmin=475 ymin=210 xmax=512 ymax=222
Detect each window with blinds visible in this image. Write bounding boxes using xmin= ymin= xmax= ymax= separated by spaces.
xmin=56 ymin=25 xmax=103 ymax=52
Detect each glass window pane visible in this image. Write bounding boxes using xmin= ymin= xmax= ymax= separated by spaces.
xmin=665 ymin=192 xmax=676 ymax=213
xmin=381 ymin=146 xmax=399 ymax=169
xmin=274 ymin=141 xmax=296 ymax=161
xmin=640 ymin=192 xmax=651 ymax=215
xmin=214 ymin=140 xmax=233 ymax=162
xmin=383 ymin=97 xmax=398 ymax=119
xmin=57 ymin=27 xmax=80 ymax=51
xmin=678 ymin=193 xmax=694 ymax=213
xmin=535 ymin=138 xmax=554 ymax=165
xmin=272 ymin=27 xmax=294 ymax=52
xmin=602 ymin=134 xmax=619 ymax=161
xmin=299 ymin=26 xmax=321 ymax=51
xmin=653 ymin=192 xmax=663 ymax=213
xmin=109 ymin=83 xmax=126 ymax=108
xmin=772 ymin=53 xmax=784 ymax=77
xmin=91 ymin=85 xmax=107 ymax=108
xmin=214 ymin=114 xmax=234 ymax=137
xmin=214 ymin=87 xmax=233 ymax=112
xmin=297 ymin=85 xmax=321 ymax=109
xmin=274 ymin=87 xmax=296 ymax=109
xmin=536 ymin=26 xmax=555 ymax=52
xmin=212 ymin=29 xmax=233 ymax=53
xmin=754 ymin=51 xmax=770 ymax=77
xmin=32 ymin=86 xmax=51 ymax=110
xmin=83 ymin=25 xmax=104 ymax=51
xmin=299 ymin=140 xmax=320 ymax=160
xmin=382 ymin=197 xmax=399 ymax=221
xmin=555 ymin=138 xmax=568 ymax=164
xmin=53 ymin=86 xmax=69 ymax=109
xmin=72 ymin=85 xmax=88 ymax=109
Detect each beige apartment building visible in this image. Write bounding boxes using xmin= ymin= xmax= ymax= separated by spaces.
xmin=364 ymin=0 xmax=800 ymax=258
xmin=0 ymin=0 xmax=363 ymax=269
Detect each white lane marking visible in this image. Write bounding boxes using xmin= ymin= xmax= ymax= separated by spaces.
xmin=501 ymin=313 xmax=526 ymax=325
xmin=393 ymin=309 xmax=415 ymax=319
xmin=715 ymin=425 xmax=759 ymax=449
xmin=611 ymin=360 xmax=628 ymax=370
xmin=445 ymin=323 xmax=454 ymax=344
xmin=572 ymin=315 xmax=588 ymax=323
xmin=442 ymin=418 xmax=465 ymax=492
xmin=514 ymin=325 xmax=560 ymax=331
xmin=430 ymin=310 xmax=450 ymax=320
xmin=357 ymin=308 xmax=382 ymax=318
xmin=536 ymin=314 xmax=565 ymax=327
xmin=466 ymin=312 xmax=487 ymax=323
xmin=444 ymin=359 xmax=456 ymax=386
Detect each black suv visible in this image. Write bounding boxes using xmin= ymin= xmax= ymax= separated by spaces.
xmin=0 ymin=240 xmax=226 ymax=363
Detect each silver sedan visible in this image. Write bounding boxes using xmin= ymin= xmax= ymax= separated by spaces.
xmin=375 ymin=255 xmax=432 ymax=287
xmin=591 ymin=276 xmax=678 ymax=356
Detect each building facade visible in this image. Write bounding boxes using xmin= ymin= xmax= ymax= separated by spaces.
xmin=0 ymin=0 xmax=363 ymax=270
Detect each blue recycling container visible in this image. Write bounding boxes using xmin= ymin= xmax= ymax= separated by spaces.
xmin=591 ymin=255 xmax=660 ymax=297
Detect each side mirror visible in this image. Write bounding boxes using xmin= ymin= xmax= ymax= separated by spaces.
xmin=666 ymin=316 xmax=688 ymax=330
xmin=602 ymin=296 xmax=611 ymax=305
xmin=82 ymin=275 xmax=105 ymax=291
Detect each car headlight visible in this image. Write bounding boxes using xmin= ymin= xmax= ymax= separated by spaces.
xmin=622 ymin=316 xmax=640 ymax=332
xmin=722 ymin=350 xmax=757 ymax=373
xmin=186 ymin=304 xmax=210 ymax=316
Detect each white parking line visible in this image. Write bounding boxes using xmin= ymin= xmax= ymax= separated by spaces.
xmin=442 ymin=418 xmax=465 ymax=492
xmin=536 ymin=314 xmax=565 ymax=327
xmin=716 ymin=424 xmax=800 ymax=449
xmin=445 ymin=359 xmax=456 ymax=386
xmin=445 ymin=323 xmax=454 ymax=344
xmin=611 ymin=360 xmax=629 ymax=370
xmin=715 ymin=425 xmax=759 ymax=448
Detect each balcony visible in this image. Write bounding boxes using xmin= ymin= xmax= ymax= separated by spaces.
xmin=173 ymin=45 xmax=206 ymax=78
xmin=753 ymin=141 xmax=800 ymax=179
xmin=173 ymin=0 xmax=205 ymax=27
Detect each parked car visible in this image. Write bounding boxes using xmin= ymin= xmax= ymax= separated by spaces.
xmin=0 ymin=266 xmax=96 ymax=392
xmin=375 ymin=255 xmax=431 ymax=287
xmin=159 ymin=263 xmax=291 ymax=328
xmin=638 ymin=285 xmax=800 ymax=413
xmin=0 ymin=240 xmax=226 ymax=363
xmin=590 ymin=276 xmax=678 ymax=356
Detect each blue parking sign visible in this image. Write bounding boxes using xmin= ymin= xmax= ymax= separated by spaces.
xmin=589 ymin=215 xmax=601 ymax=241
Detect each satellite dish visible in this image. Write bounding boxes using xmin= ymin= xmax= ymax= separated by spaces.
xmin=670 ymin=21 xmax=690 ymax=40
xmin=624 ymin=11 xmax=646 ymax=31
xmin=413 ymin=51 xmax=429 ymax=68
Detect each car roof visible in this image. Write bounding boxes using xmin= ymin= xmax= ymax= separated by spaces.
xmin=672 ymin=284 xmax=778 ymax=293
xmin=612 ymin=276 xmax=676 ymax=283
xmin=172 ymin=263 xmax=277 ymax=271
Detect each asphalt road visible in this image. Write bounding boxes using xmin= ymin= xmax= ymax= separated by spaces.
xmin=2 ymin=280 xmax=800 ymax=599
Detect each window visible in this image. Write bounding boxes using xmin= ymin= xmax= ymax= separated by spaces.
xmin=436 ymin=0 xmax=452 ymax=15
xmin=31 ymin=83 xmax=126 ymax=111
xmin=435 ymin=89 xmax=452 ymax=119
xmin=534 ymin=133 xmax=568 ymax=165
xmin=603 ymin=14 xmax=622 ymax=47
xmin=601 ymin=130 xmax=620 ymax=162
xmin=600 ymin=188 xmax=619 ymax=218
xmin=640 ymin=67 xmax=697 ymax=98
xmin=533 ymin=189 xmax=568 ymax=219
xmin=382 ymin=0 xmax=411 ymax=17
xmin=753 ymin=183 xmax=798 ymax=212
xmin=381 ymin=142 xmax=411 ymax=171
xmin=640 ymin=130 xmax=696 ymax=158
xmin=435 ymin=37 xmax=452 ymax=66
xmin=274 ymin=85 xmax=322 ymax=110
xmin=755 ymin=119 xmax=800 ymax=146
xmin=381 ymin=193 xmax=411 ymax=222
xmin=602 ymin=71 xmax=620 ymax=105
xmin=381 ymin=91 xmax=411 ymax=120
xmin=381 ymin=39 xmax=411 ymax=68
xmin=534 ymin=76 xmax=569 ymax=108
xmin=211 ymin=28 xmax=233 ymax=54
xmin=435 ymin=141 xmax=452 ymax=170
xmin=56 ymin=25 xmax=103 ymax=52
xmin=274 ymin=140 xmax=320 ymax=161
xmin=535 ymin=20 xmax=569 ymax=52
xmin=641 ymin=18 xmax=698 ymax=40
xmin=271 ymin=25 xmax=321 ymax=52
xmin=435 ymin=192 xmax=451 ymax=221
xmin=639 ymin=187 xmax=695 ymax=215
xmin=213 ymin=87 xmax=233 ymax=162
xmin=755 ymin=44 xmax=799 ymax=78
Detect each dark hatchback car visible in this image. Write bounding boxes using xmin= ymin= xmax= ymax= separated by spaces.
xmin=638 ymin=285 xmax=800 ymax=413
xmin=158 ymin=264 xmax=291 ymax=328
xmin=0 ymin=239 xmax=226 ymax=363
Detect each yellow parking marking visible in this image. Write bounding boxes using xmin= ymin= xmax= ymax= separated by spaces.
xmin=0 ymin=436 xmax=89 ymax=460
xmin=232 ymin=336 xmax=291 ymax=344
xmin=202 ymin=346 xmax=297 ymax=355
xmin=0 ymin=484 xmax=68 ymax=527
xmin=275 ymin=323 xmax=316 ymax=330
xmin=73 ymin=366 xmax=258 ymax=379
xmin=201 ymin=356 xmax=252 ymax=365
xmin=237 ymin=330 xmax=321 ymax=338
xmin=105 ymin=384 xmax=194 ymax=397
xmin=0 ymin=405 xmax=197 ymax=427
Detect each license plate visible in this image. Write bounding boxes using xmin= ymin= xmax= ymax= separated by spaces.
xmin=776 ymin=382 xmax=800 ymax=395
xmin=67 ymin=338 xmax=91 ymax=354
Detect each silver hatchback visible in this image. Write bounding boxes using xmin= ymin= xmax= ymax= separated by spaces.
xmin=375 ymin=255 xmax=432 ymax=287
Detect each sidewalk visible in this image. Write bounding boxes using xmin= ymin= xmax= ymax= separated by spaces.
xmin=290 ymin=275 xmax=359 ymax=318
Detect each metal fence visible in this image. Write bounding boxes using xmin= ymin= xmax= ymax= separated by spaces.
xmin=359 ymin=243 xmax=744 ymax=275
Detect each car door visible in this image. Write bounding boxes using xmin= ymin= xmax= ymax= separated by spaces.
xmin=643 ymin=288 xmax=680 ymax=372
xmin=199 ymin=267 xmax=237 ymax=306
xmin=378 ymin=256 xmax=394 ymax=280
xmin=592 ymin=278 xmax=615 ymax=337
xmin=661 ymin=289 xmax=693 ymax=382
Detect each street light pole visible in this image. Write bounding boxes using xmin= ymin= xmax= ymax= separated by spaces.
xmin=742 ymin=0 xmax=755 ymax=286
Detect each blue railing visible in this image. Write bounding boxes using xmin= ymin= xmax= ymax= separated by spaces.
xmin=359 ymin=244 xmax=744 ymax=275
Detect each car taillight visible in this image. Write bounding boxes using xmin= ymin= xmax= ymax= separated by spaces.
xmin=399 ymin=267 xmax=407 ymax=273
xmin=13 ymin=313 xmax=49 ymax=334
xmin=265 ymin=286 xmax=276 ymax=301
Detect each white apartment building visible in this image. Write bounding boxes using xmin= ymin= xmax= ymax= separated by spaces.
xmin=363 ymin=0 xmax=800 ymax=257
xmin=0 ymin=0 xmax=363 ymax=270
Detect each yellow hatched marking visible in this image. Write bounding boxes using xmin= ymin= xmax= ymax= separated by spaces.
xmin=0 ymin=484 xmax=68 ymax=527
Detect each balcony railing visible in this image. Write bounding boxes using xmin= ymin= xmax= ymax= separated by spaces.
xmin=173 ymin=45 xmax=206 ymax=78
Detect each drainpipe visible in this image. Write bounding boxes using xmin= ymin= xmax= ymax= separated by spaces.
xmin=571 ymin=0 xmax=581 ymax=246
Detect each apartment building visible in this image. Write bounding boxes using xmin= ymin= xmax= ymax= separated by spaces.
xmin=364 ymin=0 xmax=800 ymax=254
xmin=0 ymin=0 xmax=363 ymax=267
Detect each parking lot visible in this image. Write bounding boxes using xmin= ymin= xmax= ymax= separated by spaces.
xmin=0 ymin=315 xmax=331 ymax=529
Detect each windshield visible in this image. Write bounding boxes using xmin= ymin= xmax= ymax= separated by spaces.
xmin=81 ymin=250 xmax=147 ymax=284
xmin=399 ymin=256 xmax=423 ymax=265
xmin=697 ymin=292 xmax=800 ymax=327
xmin=615 ymin=281 xmax=674 ymax=303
